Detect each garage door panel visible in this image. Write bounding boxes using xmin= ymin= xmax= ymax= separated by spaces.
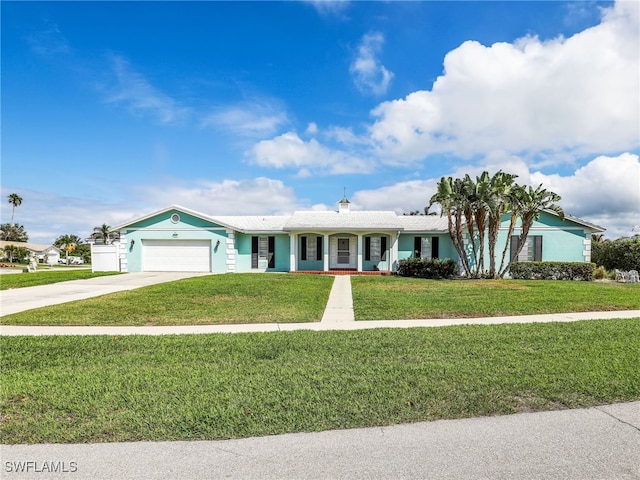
xmin=142 ymin=240 xmax=211 ymax=272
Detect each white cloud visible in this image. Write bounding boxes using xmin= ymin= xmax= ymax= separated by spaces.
xmin=0 ymin=178 xmax=301 ymax=244
xmin=105 ymin=55 xmax=190 ymax=125
xmin=306 ymin=122 xmax=319 ymax=135
xmin=249 ymin=131 xmax=373 ymax=176
xmin=350 ymin=32 xmax=394 ymax=96
xmin=304 ymin=0 xmax=350 ymax=17
xmin=202 ymin=99 xmax=289 ymax=138
xmin=369 ymin=0 xmax=639 ymax=164
xmin=351 ymin=179 xmax=437 ymax=214
xmin=27 ymin=23 xmax=71 ymax=56
xmin=0 ymin=187 xmax=134 ymax=244
xmin=348 ymin=152 xmax=640 ymax=239
xmin=133 ymin=177 xmax=299 ymax=216
xmin=531 ymin=153 xmax=640 ymax=238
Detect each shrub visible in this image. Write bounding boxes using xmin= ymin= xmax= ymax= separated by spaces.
xmin=396 ymin=257 xmax=458 ymax=279
xmin=509 ymin=262 xmax=595 ymax=281
xmin=591 ymin=238 xmax=640 ymax=271
xmin=592 ymin=265 xmax=607 ymax=280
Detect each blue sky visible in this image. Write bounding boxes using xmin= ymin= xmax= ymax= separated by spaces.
xmin=2 ymin=0 xmax=638 ymax=244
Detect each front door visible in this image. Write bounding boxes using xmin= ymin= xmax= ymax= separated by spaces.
xmin=330 ymin=237 xmax=356 ymax=269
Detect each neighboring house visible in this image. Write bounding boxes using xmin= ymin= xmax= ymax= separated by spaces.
xmin=0 ymin=241 xmax=61 ymax=265
xmin=111 ymin=197 xmax=604 ymax=274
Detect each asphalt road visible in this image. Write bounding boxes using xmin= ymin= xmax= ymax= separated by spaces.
xmin=1 ymin=402 xmax=638 ymax=480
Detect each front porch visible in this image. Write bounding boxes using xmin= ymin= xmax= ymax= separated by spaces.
xmin=289 ymin=232 xmax=397 ymax=274
xmin=291 ymin=269 xmax=392 ymax=276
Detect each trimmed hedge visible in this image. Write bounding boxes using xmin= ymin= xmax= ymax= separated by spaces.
xmin=509 ymin=261 xmax=595 ymax=281
xmin=396 ymin=257 xmax=458 ymax=279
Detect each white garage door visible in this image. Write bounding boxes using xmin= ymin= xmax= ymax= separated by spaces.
xmin=142 ymin=239 xmax=211 ymax=272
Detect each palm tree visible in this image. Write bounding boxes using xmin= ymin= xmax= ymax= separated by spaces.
xmin=54 ymin=234 xmax=82 ymax=265
xmin=92 ymin=223 xmax=119 ymax=245
xmin=498 ymin=184 xmax=563 ymax=278
xmin=485 ymin=171 xmax=518 ymax=278
xmin=7 ymin=193 xmax=22 ymax=224
xmin=429 ymin=176 xmax=473 ymax=276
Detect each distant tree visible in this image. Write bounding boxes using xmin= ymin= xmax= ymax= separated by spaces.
xmin=2 ymin=244 xmax=29 ymax=264
xmin=7 ymin=193 xmax=22 ymax=224
xmin=92 ymin=223 xmax=119 ymax=245
xmin=591 ymin=237 xmax=640 ymax=271
xmin=54 ymin=234 xmax=83 ymax=265
xmin=404 ymin=207 xmax=429 ymax=216
xmin=0 ymin=223 xmax=29 ymax=242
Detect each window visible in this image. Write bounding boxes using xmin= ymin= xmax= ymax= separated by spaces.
xmin=511 ymin=235 xmax=542 ymax=262
xmin=301 ymin=236 xmax=323 ymax=261
xmin=252 ymin=236 xmax=275 ymax=268
xmin=170 ymin=213 xmax=180 ymax=224
xmin=365 ymin=236 xmax=387 ymax=262
xmin=414 ymin=237 xmax=439 ymax=259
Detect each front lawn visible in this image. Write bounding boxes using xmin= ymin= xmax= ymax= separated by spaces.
xmin=0 ymin=270 xmax=120 ymax=290
xmin=352 ymin=277 xmax=640 ymax=320
xmin=0 ymin=274 xmax=334 ymax=325
xmin=2 ymin=319 xmax=638 ymax=444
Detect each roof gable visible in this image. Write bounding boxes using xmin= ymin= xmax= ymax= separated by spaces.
xmin=116 ymin=205 xmax=228 ymax=230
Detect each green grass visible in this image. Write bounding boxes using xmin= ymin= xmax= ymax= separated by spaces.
xmin=0 ymin=274 xmax=335 ymax=325
xmin=0 ymin=270 xmax=120 ymax=290
xmin=2 ymin=318 xmax=638 ymax=444
xmin=352 ymin=277 xmax=640 ymax=320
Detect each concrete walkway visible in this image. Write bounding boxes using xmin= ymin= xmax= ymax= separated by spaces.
xmin=1 ymin=401 xmax=638 ymax=479
xmin=321 ymin=275 xmax=355 ymax=323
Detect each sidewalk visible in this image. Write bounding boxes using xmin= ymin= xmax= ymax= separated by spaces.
xmin=1 ymin=402 xmax=638 ymax=479
xmin=1 ymin=275 xmax=639 ymax=479
xmin=1 ymin=274 xmax=639 ymax=336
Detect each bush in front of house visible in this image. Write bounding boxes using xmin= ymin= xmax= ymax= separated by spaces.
xmin=396 ymin=257 xmax=459 ymax=279
xmin=591 ymin=238 xmax=640 ymax=271
xmin=509 ymin=261 xmax=595 ymax=281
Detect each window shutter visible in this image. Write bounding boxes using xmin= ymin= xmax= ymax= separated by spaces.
xmin=510 ymin=236 xmax=518 ymax=261
xmin=432 ymin=237 xmax=439 ymax=259
xmin=316 ymin=236 xmax=323 ymax=261
xmin=268 ymin=236 xmax=275 ymax=268
xmin=414 ymin=237 xmax=421 ymax=258
xmin=301 ymin=236 xmax=307 ymax=261
xmin=365 ymin=237 xmax=371 ymax=261
xmin=381 ymin=236 xmax=387 ymax=261
xmin=534 ymin=236 xmax=543 ymax=261
xmin=251 ymin=237 xmax=259 ymax=268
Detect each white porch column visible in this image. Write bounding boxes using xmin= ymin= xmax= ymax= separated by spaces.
xmin=289 ymin=234 xmax=297 ymax=272
xmin=357 ymin=234 xmax=363 ymax=272
xmin=323 ymin=234 xmax=329 ymax=271
xmin=391 ymin=232 xmax=399 ymax=272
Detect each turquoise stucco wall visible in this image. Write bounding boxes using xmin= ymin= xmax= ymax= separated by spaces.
xmin=123 ymin=209 xmax=228 ymax=273
xmin=361 ymin=234 xmax=390 ymax=271
xmin=397 ymin=234 xmax=457 ymax=261
xmin=296 ymin=234 xmax=324 ymax=271
xmin=234 ymin=233 xmax=290 ymax=272
xmin=465 ymin=212 xmax=590 ymax=271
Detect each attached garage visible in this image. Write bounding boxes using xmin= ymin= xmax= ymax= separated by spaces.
xmin=142 ymin=239 xmax=211 ymax=272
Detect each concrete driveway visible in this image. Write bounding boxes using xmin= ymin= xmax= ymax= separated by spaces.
xmin=0 ymin=272 xmax=210 ymax=316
